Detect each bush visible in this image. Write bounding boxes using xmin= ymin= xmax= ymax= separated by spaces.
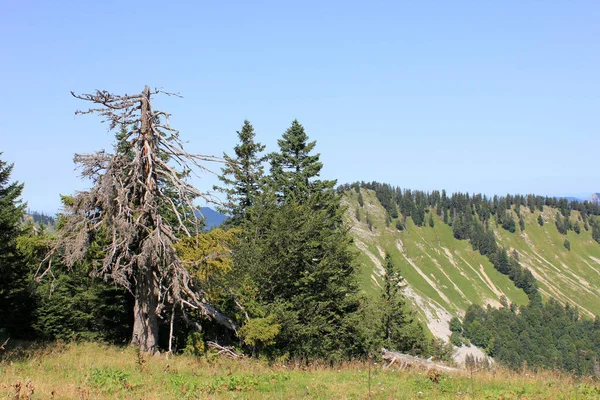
xmin=564 ymin=239 xmax=571 ymax=251
xmin=395 ymin=220 xmax=404 ymax=231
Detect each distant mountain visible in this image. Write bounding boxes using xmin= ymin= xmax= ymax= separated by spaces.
xmin=592 ymin=193 xmax=600 ymax=205
xmin=196 ymin=207 xmax=227 ymax=229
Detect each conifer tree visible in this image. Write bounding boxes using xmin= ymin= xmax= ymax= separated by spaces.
xmin=216 ymin=120 xmax=266 ymax=223
xmin=269 ymin=120 xmax=334 ymax=202
xmin=229 ymin=122 xmax=363 ymax=360
xmin=0 ymin=155 xmax=34 ymax=338
xmin=380 ymin=252 xmax=427 ymax=353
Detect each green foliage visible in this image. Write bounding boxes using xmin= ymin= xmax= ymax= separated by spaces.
xmin=0 ymin=155 xmax=35 ymax=338
xmin=183 ymin=331 xmax=205 ymax=356
xmin=355 ymin=207 xmax=360 ymax=221
xmin=231 ymin=193 xmax=363 ymax=360
xmin=519 ymin=216 xmax=525 ymax=232
xmin=175 ymin=228 xmax=238 ymax=284
xmin=462 ymin=298 xmax=600 ymax=375
xmin=238 ymin=315 xmax=280 ymax=349
xmin=449 ymin=316 xmax=463 ymax=334
xmin=269 ymin=120 xmax=334 ymax=202
xmin=225 ymin=125 xmax=366 ymax=361
xmin=378 ymin=253 xmax=429 ymax=355
xmin=357 ymin=191 xmax=364 ymax=207
xmin=215 ymin=120 xmax=266 ymax=223
xmin=501 ymin=212 xmax=516 ymax=233
xmin=593 ymin=220 xmax=600 ymax=244
xmin=555 ymin=212 xmax=569 ymax=235
xmin=537 ymin=214 xmax=544 ymax=226
xmin=564 ymin=238 xmax=571 ymax=251
xmin=89 ymin=368 xmax=131 ymax=394
xmin=395 ymin=219 xmax=404 ymax=231
xmin=15 ymin=214 xmax=131 ymax=343
xmin=428 ymin=212 xmax=434 ymax=228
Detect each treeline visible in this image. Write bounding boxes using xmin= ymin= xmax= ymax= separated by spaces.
xmin=25 ymin=210 xmax=56 ymax=227
xmin=0 ymin=123 xmax=449 ymax=362
xmin=457 ymin=299 xmax=600 ymax=375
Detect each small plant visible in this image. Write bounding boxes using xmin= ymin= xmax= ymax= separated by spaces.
xmin=564 ymin=239 xmax=571 ymax=251
xmin=183 ymin=332 xmax=205 ymax=357
xmin=136 ymin=348 xmax=147 ymax=372
xmin=89 ymin=368 xmax=131 ymax=393
xmin=427 ymin=369 xmax=443 ymax=384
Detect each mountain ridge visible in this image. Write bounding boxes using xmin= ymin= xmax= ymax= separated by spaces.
xmin=342 ymin=186 xmax=600 ymax=342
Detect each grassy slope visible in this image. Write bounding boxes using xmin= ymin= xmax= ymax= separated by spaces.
xmin=343 ymin=189 xmax=600 ymax=338
xmin=0 ymin=342 xmax=595 ymax=399
xmin=495 ymin=209 xmax=600 ymax=317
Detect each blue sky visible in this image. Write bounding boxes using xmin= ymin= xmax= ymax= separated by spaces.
xmin=1 ymin=1 xmax=599 ymax=213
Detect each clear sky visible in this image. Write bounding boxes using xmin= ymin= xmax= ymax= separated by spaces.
xmin=1 ymin=1 xmax=599 ymax=213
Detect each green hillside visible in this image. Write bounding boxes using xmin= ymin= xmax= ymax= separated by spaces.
xmin=343 ymin=188 xmax=600 ymax=339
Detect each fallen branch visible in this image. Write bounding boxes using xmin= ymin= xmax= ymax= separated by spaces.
xmin=207 ymin=341 xmax=242 ymax=359
xmin=0 ymin=337 xmax=9 ymax=351
xmin=381 ymin=348 xmax=458 ymax=372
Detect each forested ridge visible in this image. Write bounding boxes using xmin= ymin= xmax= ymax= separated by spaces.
xmin=339 ymin=181 xmax=600 ymax=375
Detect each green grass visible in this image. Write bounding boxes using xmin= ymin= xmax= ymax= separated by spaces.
xmin=1 ymin=341 xmax=596 ymax=399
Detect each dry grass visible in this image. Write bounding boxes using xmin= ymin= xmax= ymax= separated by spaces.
xmin=1 ymin=342 xmax=599 ymax=399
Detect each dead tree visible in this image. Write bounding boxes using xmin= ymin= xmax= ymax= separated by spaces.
xmin=40 ymin=86 xmax=235 ymax=352
xmin=381 ymin=348 xmax=458 ymax=372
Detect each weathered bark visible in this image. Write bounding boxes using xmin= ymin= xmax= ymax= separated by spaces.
xmin=381 ymin=348 xmax=458 ymax=372
xmin=131 ymin=266 xmax=159 ymax=352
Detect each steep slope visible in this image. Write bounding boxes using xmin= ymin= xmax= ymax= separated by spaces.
xmin=495 ymin=207 xmax=600 ymax=317
xmin=343 ymin=188 xmax=600 ymax=340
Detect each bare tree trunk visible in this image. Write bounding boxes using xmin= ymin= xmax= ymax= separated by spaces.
xmin=131 ymin=266 xmax=159 ymax=352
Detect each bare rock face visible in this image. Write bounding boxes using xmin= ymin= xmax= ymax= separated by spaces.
xmin=592 ymin=193 xmax=600 ymax=205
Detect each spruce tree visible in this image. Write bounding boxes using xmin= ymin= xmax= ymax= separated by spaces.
xmin=0 ymin=155 xmax=35 ymax=338
xmin=269 ymin=120 xmax=334 ymax=202
xmin=216 ymin=120 xmax=266 ymax=223
xmin=380 ymin=252 xmax=427 ymax=354
xmin=229 ymin=123 xmax=364 ymax=360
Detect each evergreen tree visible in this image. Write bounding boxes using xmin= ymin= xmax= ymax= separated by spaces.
xmin=379 ymin=253 xmax=427 ymax=353
xmin=0 ymin=155 xmax=35 ymax=338
xmin=228 ymin=126 xmax=365 ymax=360
xmin=428 ymin=212 xmax=435 ymax=228
xmin=215 ymin=120 xmax=266 ymax=223
xmin=593 ymin=220 xmax=600 ymax=244
xmin=269 ymin=120 xmax=334 ymax=202
xmin=538 ymin=214 xmax=544 ymax=226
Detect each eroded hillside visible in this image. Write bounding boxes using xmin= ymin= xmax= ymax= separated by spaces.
xmin=343 ymin=188 xmax=600 ymax=340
